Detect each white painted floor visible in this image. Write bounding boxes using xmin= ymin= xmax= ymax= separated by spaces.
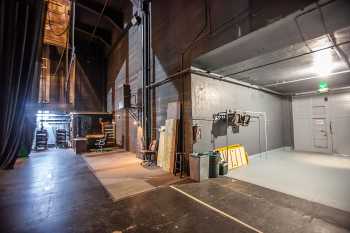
xmin=227 ymin=148 xmax=350 ymax=212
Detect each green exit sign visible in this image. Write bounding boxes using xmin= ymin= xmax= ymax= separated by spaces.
xmin=319 ymin=81 xmax=328 ymax=92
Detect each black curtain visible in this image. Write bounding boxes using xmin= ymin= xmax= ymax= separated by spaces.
xmin=0 ymin=0 xmax=45 ymax=169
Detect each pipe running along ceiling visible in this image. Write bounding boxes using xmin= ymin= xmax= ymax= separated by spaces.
xmin=193 ymin=0 xmax=350 ymax=95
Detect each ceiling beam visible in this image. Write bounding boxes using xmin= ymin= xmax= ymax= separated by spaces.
xmin=75 ymin=21 xmax=111 ymax=44
xmin=75 ymin=27 xmax=111 ymax=48
xmin=89 ymin=0 xmax=110 ymax=42
xmin=76 ymin=2 xmax=123 ymax=33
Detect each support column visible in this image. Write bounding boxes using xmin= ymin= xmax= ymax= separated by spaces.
xmin=142 ymin=0 xmax=151 ymax=146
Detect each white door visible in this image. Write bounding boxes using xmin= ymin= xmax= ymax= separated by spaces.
xmin=293 ymin=93 xmax=350 ymax=155
xmin=312 ymin=117 xmax=329 ymax=151
xmin=292 ymin=95 xmax=331 ymax=153
xmin=329 ymin=92 xmax=350 ymax=155
xmin=311 ymin=96 xmax=331 ymax=153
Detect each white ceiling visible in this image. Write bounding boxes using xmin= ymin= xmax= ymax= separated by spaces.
xmin=193 ymin=0 xmax=350 ymax=94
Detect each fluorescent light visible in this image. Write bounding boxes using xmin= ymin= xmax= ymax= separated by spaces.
xmin=312 ymin=49 xmax=335 ymax=76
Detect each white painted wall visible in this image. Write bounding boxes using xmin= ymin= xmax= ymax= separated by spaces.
xmin=191 ymin=73 xmax=292 ymax=155
xmin=292 ymin=96 xmax=313 ymax=152
xmin=329 ymin=92 xmax=350 ymax=155
xmin=292 ymin=91 xmax=350 ymax=155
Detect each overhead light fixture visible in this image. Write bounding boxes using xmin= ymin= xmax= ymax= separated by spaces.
xmin=312 ymin=49 xmax=335 ymax=77
xmin=131 ymin=15 xmax=141 ymax=26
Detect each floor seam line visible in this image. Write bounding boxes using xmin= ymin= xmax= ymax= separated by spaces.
xmin=170 ymin=185 xmax=264 ymax=233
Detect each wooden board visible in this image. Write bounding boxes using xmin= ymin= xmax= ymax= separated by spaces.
xmin=43 ymin=0 xmax=70 ymax=48
xmin=136 ymin=126 xmax=143 ymax=158
xmin=162 ymin=119 xmax=178 ymax=173
xmin=157 ymin=126 xmax=166 ymax=167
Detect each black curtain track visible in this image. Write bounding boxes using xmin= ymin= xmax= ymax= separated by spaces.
xmin=0 ymin=0 xmax=45 ymax=169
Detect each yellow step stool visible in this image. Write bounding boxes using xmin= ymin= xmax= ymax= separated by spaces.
xmin=215 ymin=144 xmax=249 ymax=170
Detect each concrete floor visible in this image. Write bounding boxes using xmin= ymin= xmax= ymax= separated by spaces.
xmin=0 ymin=149 xmax=349 ymax=233
xmin=82 ymin=150 xmax=180 ymax=201
xmin=228 ymin=148 xmax=350 ymax=212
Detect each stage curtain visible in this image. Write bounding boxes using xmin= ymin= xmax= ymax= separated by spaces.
xmin=0 ymin=0 xmax=45 ymax=169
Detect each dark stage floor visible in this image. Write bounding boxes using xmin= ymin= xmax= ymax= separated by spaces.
xmin=0 ymin=149 xmax=349 ymax=233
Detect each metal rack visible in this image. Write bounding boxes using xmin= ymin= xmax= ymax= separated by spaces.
xmin=35 ymin=129 xmax=48 ymax=151
xmin=101 ymin=121 xmax=116 ymax=146
xmin=193 ymin=109 xmax=268 ymax=158
xmin=35 ymin=111 xmax=70 ymax=147
xmin=56 ymin=129 xmax=68 ymax=148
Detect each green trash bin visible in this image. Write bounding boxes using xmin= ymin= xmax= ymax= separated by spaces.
xmin=219 ymin=161 xmax=228 ymax=176
xmin=209 ymin=152 xmax=220 ymax=178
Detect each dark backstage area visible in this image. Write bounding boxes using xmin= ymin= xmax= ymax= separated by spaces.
xmin=1 ymin=0 xmax=350 ymax=232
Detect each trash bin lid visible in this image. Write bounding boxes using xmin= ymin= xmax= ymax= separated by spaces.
xmin=190 ymin=153 xmax=210 ymax=157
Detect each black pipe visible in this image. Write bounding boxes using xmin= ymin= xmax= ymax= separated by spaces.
xmin=191 ymin=69 xmax=283 ymax=96
xmin=146 ymin=68 xmax=191 ymax=89
xmin=142 ymin=0 xmax=151 ymax=146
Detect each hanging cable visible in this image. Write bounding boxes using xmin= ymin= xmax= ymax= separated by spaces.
xmin=53 ymin=47 xmax=66 ymax=78
xmin=89 ymin=0 xmax=110 ymax=43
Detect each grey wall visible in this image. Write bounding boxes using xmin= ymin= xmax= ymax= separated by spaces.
xmin=107 ymin=0 xmax=314 ymax=152
xmin=292 ymin=91 xmax=350 ymax=155
xmin=191 ymin=73 xmax=292 ymax=155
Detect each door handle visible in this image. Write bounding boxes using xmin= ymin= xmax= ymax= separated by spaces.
xmin=320 ymin=130 xmax=327 ymax=136
xmin=330 ymin=122 xmax=333 ymax=135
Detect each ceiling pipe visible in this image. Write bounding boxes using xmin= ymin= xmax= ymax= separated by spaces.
xmin=146 ymin=68 xmax=192 ymax=89
xmin=264 ymin=69 xmax=350 ymax=87
xmin=224 ymin=40 xmax=350 ymax=78
xmin=145 ymin=66 xmax=284 ymax=97
xmin=293 ymin=85 xmax=350 ymax=96
xmin=191 ymin=67 xmax=284 ymax=96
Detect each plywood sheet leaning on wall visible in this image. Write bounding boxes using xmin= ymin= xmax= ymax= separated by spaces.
xmin=136 ymin=126 xmax=143 ymax=158
xmin=162 ymin=119 xmax=178 ymax=173
xmin=157 ymin=126 xmax=166 ymax=167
